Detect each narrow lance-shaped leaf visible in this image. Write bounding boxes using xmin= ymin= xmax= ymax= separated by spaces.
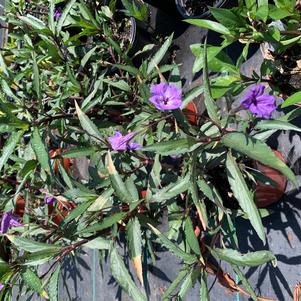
xmin=231 ymin=265 xmax=258 ymax=301
xmin=148 ymin=223 xmax=197 ymax=264
xmin=6 ymin=235 xmax=61 ymax=253
xmin=226 ymin=152 xmax=266 ymax=243
xmin=184 ymin=19 xmax=231 ymax=35
xmin=127 ymin=217 xmax=143 ymax=286
xmin=191 ymin=151 xmax=208 ymax=230
xmin=199 ymin=270 xmax=210 ymax=301
xmin=178 ymin=266 xmax=202 ymax=299
xmin=107 ymin=151 xmax=133 ymax=203
xmin=75 ymin=101 xmax=104 ymax=143
xmin=162 ymin=267 xmax=190 ymax=300
xmin=184 ymin=216 xmax=201 ymax=256
xmin=147 ymin=34 xmax=173 ymax=74
xmin=31 ymin=128 xmax=51 ymax=173
xmin=0 ymin=130 xmax=23 ymax=172
xmin=48 ymin=264 xmax=61 ymax=301
xmin=210 ymin=247 xmax=277 ymax=267
xmin=110 ymin=246 xmax=147 ymax=301
xmin=222 ymin=132 xmax=297 ymax=186
xmin=21 ymin=268 xmax=49 ymax=299
xmin=203 ymin=40 xmax=221 ymax=125
xmin=141 ymin=136 xmax=200 ymax=156
xmin=32 ymin=53 xmax=41 ymax=100
xmin=78 ymin=212 xmax=127 ymax=234
xmin=56 ymin=0 xmax=77 ymax=34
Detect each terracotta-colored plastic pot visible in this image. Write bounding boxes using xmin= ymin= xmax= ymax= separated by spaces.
xmin=183 ymin=101 xmax=198 ymax=125
xmin=49 ymin=149 xmax=73 ymax=174
xmin=15 ymin=195 xmax=25 ymax=218
xmin=48 ymin=201 xmax=76 ymax=225
xmin=255 ymin=150 xmax=288 ymax=208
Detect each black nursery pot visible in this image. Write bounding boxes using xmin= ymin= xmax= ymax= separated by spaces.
xmin=175 ymin=0 xmax=228 ymax=19
xmin=143 ymin=0 xmax=182 ymax=17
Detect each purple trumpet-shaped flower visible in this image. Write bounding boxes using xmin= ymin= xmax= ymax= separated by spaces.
xmin=149 ymin=83 xmax=182 ymax=111
xmin=44 ymin=196 xmax=57 ymax=204
xmin=108 ymin=131 xmax=141 ymax=151
xmin=0 ymin=211 xmax=22 ymax=234
xmin=0 ymin=283 xmax=4 ymax=291
xmin=240 ymin=85 xmax=276 ymax=119
xmin=54 ymin=7 xmax=62 ymax=21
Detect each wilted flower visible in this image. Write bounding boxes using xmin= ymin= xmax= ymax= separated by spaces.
xmin=0 ymin=211 xmax=22 ymax=234
xmin=240 ymin=85 xmax=276 ymax=119
xmin=0 ymin=283 xmax=3 ymax=291
xmin=149 ymin=83 xmax=182 ymax=111
xmin=54 ymin=7 xmax=62 ymax=21
xmin=108 ymin=131 xmax=141 ymax=151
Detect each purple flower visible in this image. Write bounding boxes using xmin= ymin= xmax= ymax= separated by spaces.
xmin=44 ymin=196 xmax=57 ymax=204
xmin=240 ymin=85 xmax=276 ymax=119
xmin=0 ymin=211 xmax=22 ymax=234
xmin=0 ymin=283 xmax=3 ymax=291
xmin=108 ymin=131 xmax=141 ymax=151
xmin=149 ymin=83 xmax=182 ymax=111
xmin=54 ymin=7 xmax=62 ymax=21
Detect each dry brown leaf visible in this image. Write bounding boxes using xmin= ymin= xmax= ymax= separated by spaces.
xmin=132 ymin=256 xmax=144 ymax=287
xmin=294 ymin=282 xmax=301 ymax=301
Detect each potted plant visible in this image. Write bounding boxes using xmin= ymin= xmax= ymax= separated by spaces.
xmin=0 ymin=1 xmax=300 ymax=301
xmin=176 ymin=0 xmax=229 ymax=18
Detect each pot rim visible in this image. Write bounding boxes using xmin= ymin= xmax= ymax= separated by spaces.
xmin=175 ymin=0 xmax=228 ymax=19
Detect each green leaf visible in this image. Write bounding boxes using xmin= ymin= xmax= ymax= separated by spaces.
xmin=211 ymin=247 xmax=276 ymax=267
xmin=127 ymin=217 xmax=143 ymax=285
xmin=147 ymin=34 xmax=173 ymax=74
xmin=184 ymin=19 xmax=231 ymax=35
xmin=21 ymin=268 xmax=49 ymax=299
xmin=110 ymin=246 xmax=147 ymax=301
xmin=21 ymin=250 xmax=59 ymax=266
xmin=48 ymin=264 xmax=61 ymax=301
xmin=255 ymin=120 xmax=301 ymax=132
xmin=0 ymin=131 xmax=23 ymax=172
xmin=107 ymin=151 xmax=133 ymax=203
xmin=191 ymin=151 xmax=208 ymax=230
xmin=226 ymin=152 xmax=265 ymax=243
xmin=31 ymin=128 xmax=51 ymax=173
xmin=7 ymin=236 xmax=61 ymax=253
xmin=178 ymin=266 xmax=201 ymax=299
xmin=0 ymin=259 xmax=10 ymax=278
xmin=148 ymin=223 xmax=197 ymax=264
xmin=152 ymin=175 xmax=190 ymax=202
xmin=281 ymin=91 xmax=301 ymax=108
xmin=56 ymin=0 xmax=77 ymax=34
xmin=78 ymin=212 xmax=127 ymax=234
xmin=222 ymin=132 xmax=297 ymax=186
xmin=231 ymin=265 xmax=258 ymax=301
xmin=60 ymin=200 xmax=94 ymax=226
xmin=75 ymin=101 xmax=104 ymax=143
xmin=203 ymin=41 xmax=221 ymax=125
xmin=32 ymin=53 xmax=41 ymax=100
xmin=141 ymin=136 xmax=200 ymax=156
xmin=199 ymin=270 xmax=210 ymax=301
xmin=83 ymin=237 xmax=110 ymax=250
xmin=19 ymin=15 xmax=47 ymax=30
xmin=184 ymin=217 xmax=201 ymax=255
xmin=162 ymin=267 xmax=190 ymax=300
xmin=209 ymin=7 xmax=243 ymax=28
xmin=81 ymin=46 xmax=99 ymax=68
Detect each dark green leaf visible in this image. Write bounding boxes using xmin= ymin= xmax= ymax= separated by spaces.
xmin=110 ymin=246 xmax=147 ymax=301
xmin=211 ymin=248 xmax=276 ymax=267
xmin=222 ymin=132 xmax=297 ymax=186
xmin=226 ymin=152 xmax=265 ymax=243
